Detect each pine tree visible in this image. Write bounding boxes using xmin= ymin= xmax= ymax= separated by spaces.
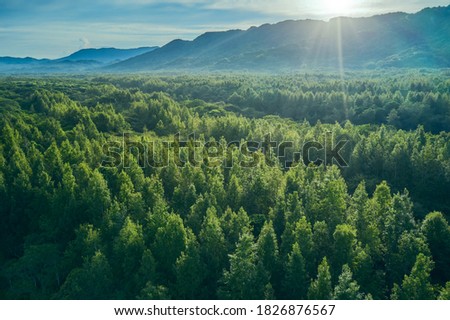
xmin=138 ymin=283 xmax=171 ymax=300
xmin=308 ymin=257 xmax=332 ymax=300
xmin=116 ymin=171 xmax=144 ymax=220
xmin=332 ymin=224 xmax=357 ymax=277
xmin=385 ymin=191 xmax=416 ymax=253
xmin=174 ymin=230 xmax=204 ymax=299
xmin=352 ymin=246 xmax=385 ymax=299
xmin=137 ymin=249 xmax=157 ymax=289
xmin=312 ymin=221 xmax=331 ymax=265
xmin=294 ymin=217 xmax=315 ymax=277
xmin=333 ymin=265 xmax=363 ymax=300
xmin=152 ymin=213 xmax=187 ymax=282
xmin=57 ymin=251 xmax=114 ymax=299
xmin=219 ymin=232 xmax=268 ymax=299
xmin=221 ymin=207 xmax=252 ymax=251
xmin=112 ymin=217 xmax=146 ymax=297
xmin=422 ymin=212 xmax=450 ymax=282
xmin=283 ymin=242 xmax=307 ymax=299
xmin=227 ymin=174 xmax=243 ymax=211
xmin=43 ymin=141 xmax=64 ymax=186
xmin=199 ymin=207 xmax=227 ymax=298
xmin=256 ymin=221 xmax=279 ymax=281
xmin=348 ymin=181 xmax=379 ymax=250
xmin=438 ymin=282 xmax=450 ymax=300
xmin=371 ymin=181 xmax=392 ymax=232
xmin=392 ymin=253 xmax=436 ymax=300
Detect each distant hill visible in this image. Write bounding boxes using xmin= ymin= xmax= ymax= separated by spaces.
xmin=0 ymin=47 xmax=158 ymax=73
xmin=111 ymin=5 xmax=450 ymax=71
xmin=57 ymin=47 xmax=158 ymax=64
xmin=1 ymin=6 xmax=449 ymax=73
xmin=0 ymin=57 xmax=47 ymax=65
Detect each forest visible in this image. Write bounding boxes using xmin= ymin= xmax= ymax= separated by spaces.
xmin=0 ymin=71 xmax=450 ymax=300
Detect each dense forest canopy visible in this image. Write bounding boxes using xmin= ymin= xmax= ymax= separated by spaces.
xmin=0 ymin=71 xmax=449 ymax=300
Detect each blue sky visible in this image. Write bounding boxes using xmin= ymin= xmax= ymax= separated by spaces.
xmin=0 ymin=0 xmax=448 ymax=58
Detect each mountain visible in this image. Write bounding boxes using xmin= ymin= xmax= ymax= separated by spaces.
xmin=1 ymin=6 xmax=449 ymax=73
xmin=0 ymin=47 xmax=158 ymax=73
xmin=111 ymin=6 xmax=450 ymax=71
xmin=0 ymin=57 xmax=48 ymax=65
xmin=57 ymin=47 xmax=158 ymax=64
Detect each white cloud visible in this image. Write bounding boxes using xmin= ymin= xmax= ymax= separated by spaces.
xmin=106 ymin=0 xmax=450 ymax=17
xmin=0 ymin=21 xmax=218 ymax=58
xmin=109 ymin=0 xmax=312 ymax=16
xmin=207 ymin=0 xmax=302 ymax=15
xmin=78 ymin=37 xmax=90 ymax=49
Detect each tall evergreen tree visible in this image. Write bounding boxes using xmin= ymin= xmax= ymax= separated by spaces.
xmin=283 ymin=242 xmax=308 ymax=299
xmin=219 ymin=232 xmax=269 ymax=299
xmin=174 ymin=230 xmax=204 ymax=299
xmin=308 ymin=257 xmax=332 ymax=300
xmin=333 ymin=265 xmax=363 ymax=300
xmin=257 ymin=221 xmax=279 ymax=282
xmin=421 ymin=212 xmax=450 ymax=282
xmin=392 ymin=253 xmax=436 ymax=300
xmin=199 ymin=207 xmax=227 ymax=298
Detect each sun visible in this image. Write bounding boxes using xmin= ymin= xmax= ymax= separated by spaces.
xmin=323 ymin=0 xmax=355 ymax=15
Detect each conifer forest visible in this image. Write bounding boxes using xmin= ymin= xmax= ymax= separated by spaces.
xmin=1 ymin=72 xmax=450 ymax=300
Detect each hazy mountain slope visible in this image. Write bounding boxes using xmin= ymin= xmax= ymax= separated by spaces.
xmin=111 ymin=6 xmax=450 ymax=71
xmin=0 ymin=47 xmax=159 ymax=73
xmin=0 ymin=57 xmax=46 ymax=65
xmin=57 ymin=47 xmax=158 ymax=63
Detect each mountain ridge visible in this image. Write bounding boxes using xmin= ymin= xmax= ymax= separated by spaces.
xmin=56 ymin=47 xmax=158 ymax=64
xmin=1 ymin=5 xmax=449 ymax=73
xmin=110 ymin=5 xmax=450 ymax=71
xmin=0 ymin=46 xmax=158 ymax=73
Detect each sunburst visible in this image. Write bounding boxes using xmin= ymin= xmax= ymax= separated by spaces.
xmin=323 ymin=0 xmax=355 ymax=15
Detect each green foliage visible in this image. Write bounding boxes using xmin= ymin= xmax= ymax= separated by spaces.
xmin=138 ymin=282 xmax=171 ymax=300
xmin=256 ymin=221 xmax=279 ymax=282
xmin=333 ymin=265 xmax=363 ymax=300
xmin=332 ymin=224 xmax=357 ymax=277
xmin=199 ymin=207 xmax=227 ymax=298
xmin=57 ymin=251 xmax=113 ymax=299
xmin=219 ymin=233 xmax=269 ymax=299
xmin=308 ymin=257 xmax=332 ymax=300
xmin=392 ymin=253 xmax=436 ymax=300
xmin=422 ymin=212 xmax=450 ymax=282
xmin=438 ymin=282 xmax=450 ymax=300
xmin=112 ymin=217 xmax=146 ymax=297
xmin=174 ymin=231 xmax=204 ymax=299
xmin=152 ymin=213 xmax=187 ymax=282
xmin=283 ymin=243 xmax=307 ymax=299
xmin=0 ymin=74 xmax=449 ymax=300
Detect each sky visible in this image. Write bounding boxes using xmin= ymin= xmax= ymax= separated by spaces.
xmin=0 ymin=0 xmax=449 ymax=59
